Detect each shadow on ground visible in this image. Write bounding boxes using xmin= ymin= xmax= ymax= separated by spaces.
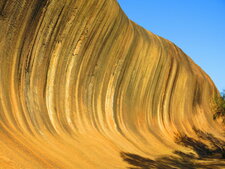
xmin=121 ymin=128 xmax=225 ymax=169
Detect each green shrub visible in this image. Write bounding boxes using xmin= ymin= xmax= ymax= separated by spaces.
xmin=212 ymin=90 xmax=225 ymax=121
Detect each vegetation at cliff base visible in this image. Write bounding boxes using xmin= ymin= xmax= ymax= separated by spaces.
xmin=121 ymin=128 xmax=225 ymax=169
xmin=211 ymin=91 xmax=225 ymax=122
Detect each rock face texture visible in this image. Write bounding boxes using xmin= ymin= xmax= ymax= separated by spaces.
xmin=0 ymin=0 xmax=221 ymax=168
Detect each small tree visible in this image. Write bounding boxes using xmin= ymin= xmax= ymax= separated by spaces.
xmin=212 ymin=90 xmax=225 ymax=122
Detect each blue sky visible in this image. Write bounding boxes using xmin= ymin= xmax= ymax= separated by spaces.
xmin=117 ymin=0 xmax=225 ymax=92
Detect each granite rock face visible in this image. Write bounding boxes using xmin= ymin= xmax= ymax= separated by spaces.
xmin=0 ymin=0 xmax=220 ymax=168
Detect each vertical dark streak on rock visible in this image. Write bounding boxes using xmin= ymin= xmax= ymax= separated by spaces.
xmin=113 ymin=27 xmax=137 ymax=134
xmin=13 ymin=0 xmax=49 ymax=133
xmin=161 ymin=57 xmax=173 ymax=127
xmin=42 ymin=4 xmax=66 ymax=135
xmin=29 ymin=0 xmax=48 ymax=24
xmin=193 ymin=81 xmax=201 ymax=107
xmin=42 ymin=4 xmax=66 ymax=95
xmin=17 ymin=0 xmax=49 ymax=84
xmin=0 ymin=0 xmax=7 ymax=17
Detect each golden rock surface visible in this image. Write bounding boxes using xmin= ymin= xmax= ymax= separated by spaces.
xmin=0 ymin=0 xmax=221 ymax=168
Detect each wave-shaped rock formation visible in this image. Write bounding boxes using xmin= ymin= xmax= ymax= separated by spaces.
xmin=0 ymin=0 xmax=222 ymax=168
